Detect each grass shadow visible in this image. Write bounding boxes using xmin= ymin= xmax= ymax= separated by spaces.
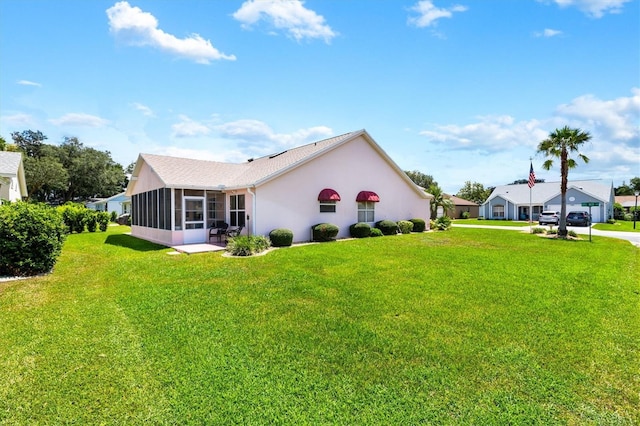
xmin=104 ymin=234 xmax=168 ymax=252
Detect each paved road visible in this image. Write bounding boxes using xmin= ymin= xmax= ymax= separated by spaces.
xmin=452 ymin=223 xmax=640 ymax=247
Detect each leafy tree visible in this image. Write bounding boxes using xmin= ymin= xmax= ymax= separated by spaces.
xmin=630 ymin=177 xmax=640 ymax=193
xmin=0 ymin=136 xmax=6 ymax=151
xmin=428 ymin=184 xmax=454 ymax=218
xmin=537 ymin=126 xmax=591 ymax=237
xmin=24 ymin=156 xmax=69 ymax=201
xmin=456 ymin=181 xmax=492 ymax=204
xmin=405 ymin=170 xmax=437 ymax=189
xmin=11 ymin=130 xmax=47 ymax=158
xmin=509 ymin=178 xmax=545 ymax=185
xmin=615 ymin=181 xmax=633 ymax=196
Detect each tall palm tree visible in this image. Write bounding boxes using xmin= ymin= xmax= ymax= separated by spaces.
xmin=537 ymin=126 xmax=591 ymax=237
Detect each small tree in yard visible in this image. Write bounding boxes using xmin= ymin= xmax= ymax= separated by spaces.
xmin=0 ymin=202 xmax=67 ymax=276
xmin=537 ymin=126 xmax=591 ymax=238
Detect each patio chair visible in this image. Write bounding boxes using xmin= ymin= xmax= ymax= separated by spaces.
xmin=224 ymin=226 xmax=244 ymax=243
xmin=209 ymin=222 xmax=229 ymax=243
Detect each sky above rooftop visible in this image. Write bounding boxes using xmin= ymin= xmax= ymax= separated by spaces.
xmin=1 ymin=0 xmax=638 ymax=193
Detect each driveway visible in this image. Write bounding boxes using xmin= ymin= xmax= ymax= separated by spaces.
xmin=452 ymin=223 xmax=640 ymax=247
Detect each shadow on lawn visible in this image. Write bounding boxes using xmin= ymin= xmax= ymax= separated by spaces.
xmin=104 ymin=234 xmax=167 ymax=252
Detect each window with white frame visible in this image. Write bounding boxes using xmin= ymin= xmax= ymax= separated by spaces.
xmin=320 ymin=200 xmax=336 ymax=213
xmin=230 ymin=194 xmax=245 ymax=227
xmin=492 ymin=205 xmax=505 ymax=218
xmin=357 ymin=201 xmax=375 ymax=222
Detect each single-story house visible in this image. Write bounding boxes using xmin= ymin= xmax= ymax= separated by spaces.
xmin=448 ymin=195 xmax=479 ymax=218
xmin=479 ymin=180 xmax=614 ymax=223
xmin=615 ymin=195 xmax=639 ymax=213
xmin=125 ymin=129 xmax=432 ymax=245
xmin=0 ymin=151 xmax=28 ymax=202
xmin=87 ymin=192 xmax=131 ymax=216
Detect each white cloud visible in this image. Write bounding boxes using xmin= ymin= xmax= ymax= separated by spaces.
xmin=419 ymin=115 xmax=548 ymax=151
xmin=132 ymin=102 xmax=155 ymax=117
xmin=1 ymin=113 xmax=35 ymax=126
xmin=407 ymin=1 xmax=468 ymax=28
xmin=106 ymin=1 xmax=236 ymax=64
xmin=233 ymin=0 xmax=337 ymax=43
xmin=544 ymin=0 xmax=633 ymax=18
xmin=17 ymin=80 xmax=42 ymax=87
xmin=171 ymin=115 xmax=211 ymax=138
xmin=534 ymin=28 xmax=563 ymax=37
xmin=49 ymin=113 xmax=110 ymax=127
xmin=215 ymin=119 xmax=333 ymax=151
xmin=555 ymin=88 xmax=640 ymax=141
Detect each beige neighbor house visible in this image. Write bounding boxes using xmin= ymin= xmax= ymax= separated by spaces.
xmin=126 ymin=129 xmax=432 ymax=246
xmin=448 ymin=195 xmax=479 ymax=219
xmin=0 ymin=151 xmax=28 ymax=202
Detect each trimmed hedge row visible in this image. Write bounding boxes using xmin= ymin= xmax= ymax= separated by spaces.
xmin=0 ymin=202 xmax=67 ymax=277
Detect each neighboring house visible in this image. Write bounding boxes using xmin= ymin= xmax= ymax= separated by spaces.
xmin=448 ymin=195 xmax=479 ymax=219
xmin=0 ymin=151 xmax=28 ymax=202
xmin=126 ymin=129 xmax=432 ymax=245
xmin=615 ymin=195 xmax=639 ymax=213
xmin=479 ymin=180 xmax=614 ymax=223
xmin=87 ymin=192 xmax=131 ymax=216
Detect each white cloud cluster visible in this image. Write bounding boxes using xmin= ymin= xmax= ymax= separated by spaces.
xmin=172 ymin=115 xmax=211 ymax=138
xmin=555 ymin=88 xmax=639 ymax=141
xmin=545 ymin=0 xmax=633 ymax=17
xmin=132 ymin=102 xmax=155 ymax=117
xmin=215 ymin=119 xmax=332 ymax=148
xmin=534 ymin=28 xmax=563 ymax=37
xmin=17 ymin=80 xmax=42 ymax=87
xmin=232 ymin=0 xmax=336 ymax=43
xmin=407 ymin=1 xmax=468 ymax=28
xmin=49 ymin=113 xmax=110 ymax=127
xmin=106 ymin=1 xmax=236 ymax=64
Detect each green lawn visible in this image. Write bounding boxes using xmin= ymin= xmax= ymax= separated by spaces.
xmin=593 ymin=220 xmax=640 ymax=233
xmin=453 ymin=218 xmax=530 ymax=227
xmin=1 ymin=226 xmax=638 ymax=424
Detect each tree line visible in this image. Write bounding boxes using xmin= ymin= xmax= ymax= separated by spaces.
xmin=1 ymin=130 xmax=126 ymax=204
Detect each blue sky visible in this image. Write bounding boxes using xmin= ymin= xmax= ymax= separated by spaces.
xmin=1 ymin=0 xmax=638 ymax=194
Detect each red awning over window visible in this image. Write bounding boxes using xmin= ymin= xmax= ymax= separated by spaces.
xmin=356 ymin=191 xmax=380 ymax=202
xmin=318 ymin=188 xmax=341 ymax=202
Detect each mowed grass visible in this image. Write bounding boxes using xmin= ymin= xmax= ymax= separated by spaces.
xmin=594 ymin=221 xmax=640 ymax=233
xmin=453 ymin=218 xmax=530 ymax=227
xmin=1 ymin=227 xmax=638 ymax=424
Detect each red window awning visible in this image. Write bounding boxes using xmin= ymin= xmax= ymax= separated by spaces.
xmin=318 ymin=188 xmax=341 ymax=202
xmin=356 ymin=191 xmax=380 ymax=202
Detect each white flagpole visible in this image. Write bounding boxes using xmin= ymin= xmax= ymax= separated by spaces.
xmin=529 ymin=157 xmax=533 ymax=232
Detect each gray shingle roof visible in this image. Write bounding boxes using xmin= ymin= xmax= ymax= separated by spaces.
xmin=484 ymin=180 xmax=613 ymax=205
xmin=0 ymin=152 xmax=22 ymax=176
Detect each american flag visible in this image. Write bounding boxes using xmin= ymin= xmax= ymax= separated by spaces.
xmin=528 ymin=162 xmax=536 ymax=188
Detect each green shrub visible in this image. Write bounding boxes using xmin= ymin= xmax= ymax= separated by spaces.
xmin=606 ymin=218 xmax=616 ymax=224
xmin=434 ymin=216 xmax=452 ymax=231
xmin=0 ymin=202 xmax=67 ymax=277
xmin=58 ymin=203 xmax=88 ymax=233
xmin=624 ymin=213 xmax=633 ymax=221
xmin=97 ymin=212 xmax=110 ymax=232
xmin=375 ymin=220 xmax=398 ymax=235
xmin=86 ymin=212 xmax=98 ymax=232
xmin=409 ymin=218 xmax=426 ymax=232
xmin=547 ymin=229 xmax=558 ymax=235
xmin=110 ymin=211 xmax=118 ymax=222
xmin=397 ymin=220 xmax=414 ymax=234
xmin=568 ymin=230 xmax=578 ymax=237
xmin=226 ymin=235 xmax=271 ymax=256
xmin=349 ymin=222 xmax=371 ymax=238
xmin=532 ymin=227 xmax=545 ymax=234
xmin=269 ymin=228 xmax=294 ymax=247
xmin=461 ymin=211 xmax=470 ymax=219
xmin=312 ymin=223 xmax=339 ymax=242
xmin=369 ymin=228 xmax=383 ymax=237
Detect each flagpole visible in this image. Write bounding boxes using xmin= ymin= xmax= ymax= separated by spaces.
xmin=529 ymin=157 xmax=534 ymax=232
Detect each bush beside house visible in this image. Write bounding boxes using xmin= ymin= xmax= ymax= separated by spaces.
xmin=0 ymin=202 xmax=67 ymax=277
xmin=312 ymin=223 xmax=339 ymax=242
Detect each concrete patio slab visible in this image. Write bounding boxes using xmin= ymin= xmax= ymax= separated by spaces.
xmin=171 ymin=243 xmax=225 ymax=254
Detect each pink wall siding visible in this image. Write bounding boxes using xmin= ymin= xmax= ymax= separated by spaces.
xmin=254 ymin=135 xmax=429 ymax=242
xmin=131 ymin=162 xmax=164 ymax=194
